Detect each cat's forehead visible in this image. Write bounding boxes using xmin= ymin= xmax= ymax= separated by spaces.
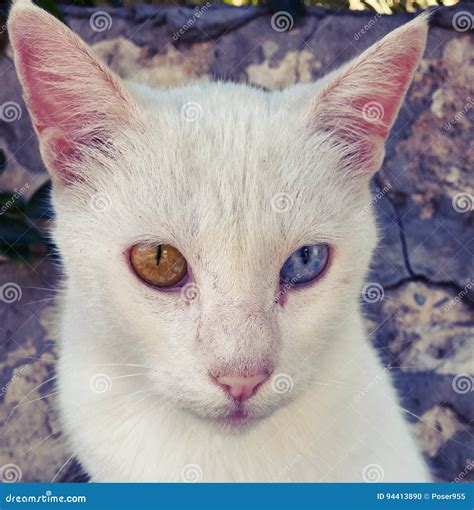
xmin=74 ymin=81 xmax=362 ymax=262
xmin=125 ymin=81 xmax=339 ymax=203
xmin=77 ymin=85 xmax=349 ymax=252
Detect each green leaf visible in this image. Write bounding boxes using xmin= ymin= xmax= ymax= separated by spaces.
xmin=32 ymin=0 xmax=66 ymax=24
xmin=0 ymin=244 xmax=31 ymax=262
xmin=0 ymin=215 xmax=44 ymax=245
xmin=0 ymin=192 xmax=26 ymax=216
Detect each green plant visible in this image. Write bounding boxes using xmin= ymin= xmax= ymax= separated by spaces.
xmin=0 ymin=175 xmax=54 ymax=262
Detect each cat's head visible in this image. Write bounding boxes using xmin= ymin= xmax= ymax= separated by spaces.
xmin=8 ymin=0 xmax=427 ymax=428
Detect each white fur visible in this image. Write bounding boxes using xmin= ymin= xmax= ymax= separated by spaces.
xmin=8 ymin=1 xmax=430 ymax=482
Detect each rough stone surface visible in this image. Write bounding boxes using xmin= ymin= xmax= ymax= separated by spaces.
xmin=0 ymin=260 xmax=66 ymax=483
xmin=0 ymin=5 xmax=473 ymax=482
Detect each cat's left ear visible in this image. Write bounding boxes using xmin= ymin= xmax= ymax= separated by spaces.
xmin=8 ymin=0 xmax=141 ymax=184
xmin=307 ymin=15 xmax=428 ymax=175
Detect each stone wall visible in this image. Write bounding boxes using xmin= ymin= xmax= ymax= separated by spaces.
xmin=0 ymin=4 xmax=473 ymax=482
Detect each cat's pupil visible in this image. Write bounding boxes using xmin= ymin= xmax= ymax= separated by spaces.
xmin=156 ymin=245 xmax=162 ymax=265
xmin=301 ymin=247 xmax=310 ymax=265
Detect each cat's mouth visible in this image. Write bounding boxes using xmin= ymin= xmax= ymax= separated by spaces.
xmin=219 ymin=407 xmax=248 ymax=423
xmin=213 ymin=407 xmax=252 ymax=430
xmin=210 ymin=402 xmax=272 ymax=431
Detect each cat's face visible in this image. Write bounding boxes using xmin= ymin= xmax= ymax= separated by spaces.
xmin=8 ymin=1 xmax=427 ymax=428
xmin=52 ymin=83 xmax=378 ymax=425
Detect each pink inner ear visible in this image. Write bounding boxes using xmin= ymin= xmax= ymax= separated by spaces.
xmin=353 ymin=47 xmax=424 ymax=140
xmin=8 ymin=3 xmax=135 ymax=182
xmin=310 ymin=17 xmax=428 ymax=173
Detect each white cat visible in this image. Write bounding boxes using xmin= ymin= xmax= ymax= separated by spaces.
xmin=8 ymin=0 xmax=430 ymax=482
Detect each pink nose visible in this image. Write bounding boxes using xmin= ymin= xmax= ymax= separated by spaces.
xmin=215 ymin=373 xmax=269 ymax=402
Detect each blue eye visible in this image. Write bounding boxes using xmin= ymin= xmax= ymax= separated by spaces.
xmin=280 ymin=244 xmax=329 ymax=285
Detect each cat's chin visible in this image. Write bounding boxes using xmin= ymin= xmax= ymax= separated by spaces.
xmin=213 ymin=408 xmax=254 ymax=431
xmin=194 ymin=403 xmax=278 ymax=434
xmin=210 ymin=413 xmax=258 ymax=434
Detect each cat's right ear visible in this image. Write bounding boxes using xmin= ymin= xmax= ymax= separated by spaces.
xmin=306 ymin=15 xmax=428 ymax=176
xmin=8 ymin=0 xmax=141 ymax=185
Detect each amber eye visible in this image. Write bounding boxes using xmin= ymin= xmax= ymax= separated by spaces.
xmin=130 ymin=243 xmax=188 ymax=288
